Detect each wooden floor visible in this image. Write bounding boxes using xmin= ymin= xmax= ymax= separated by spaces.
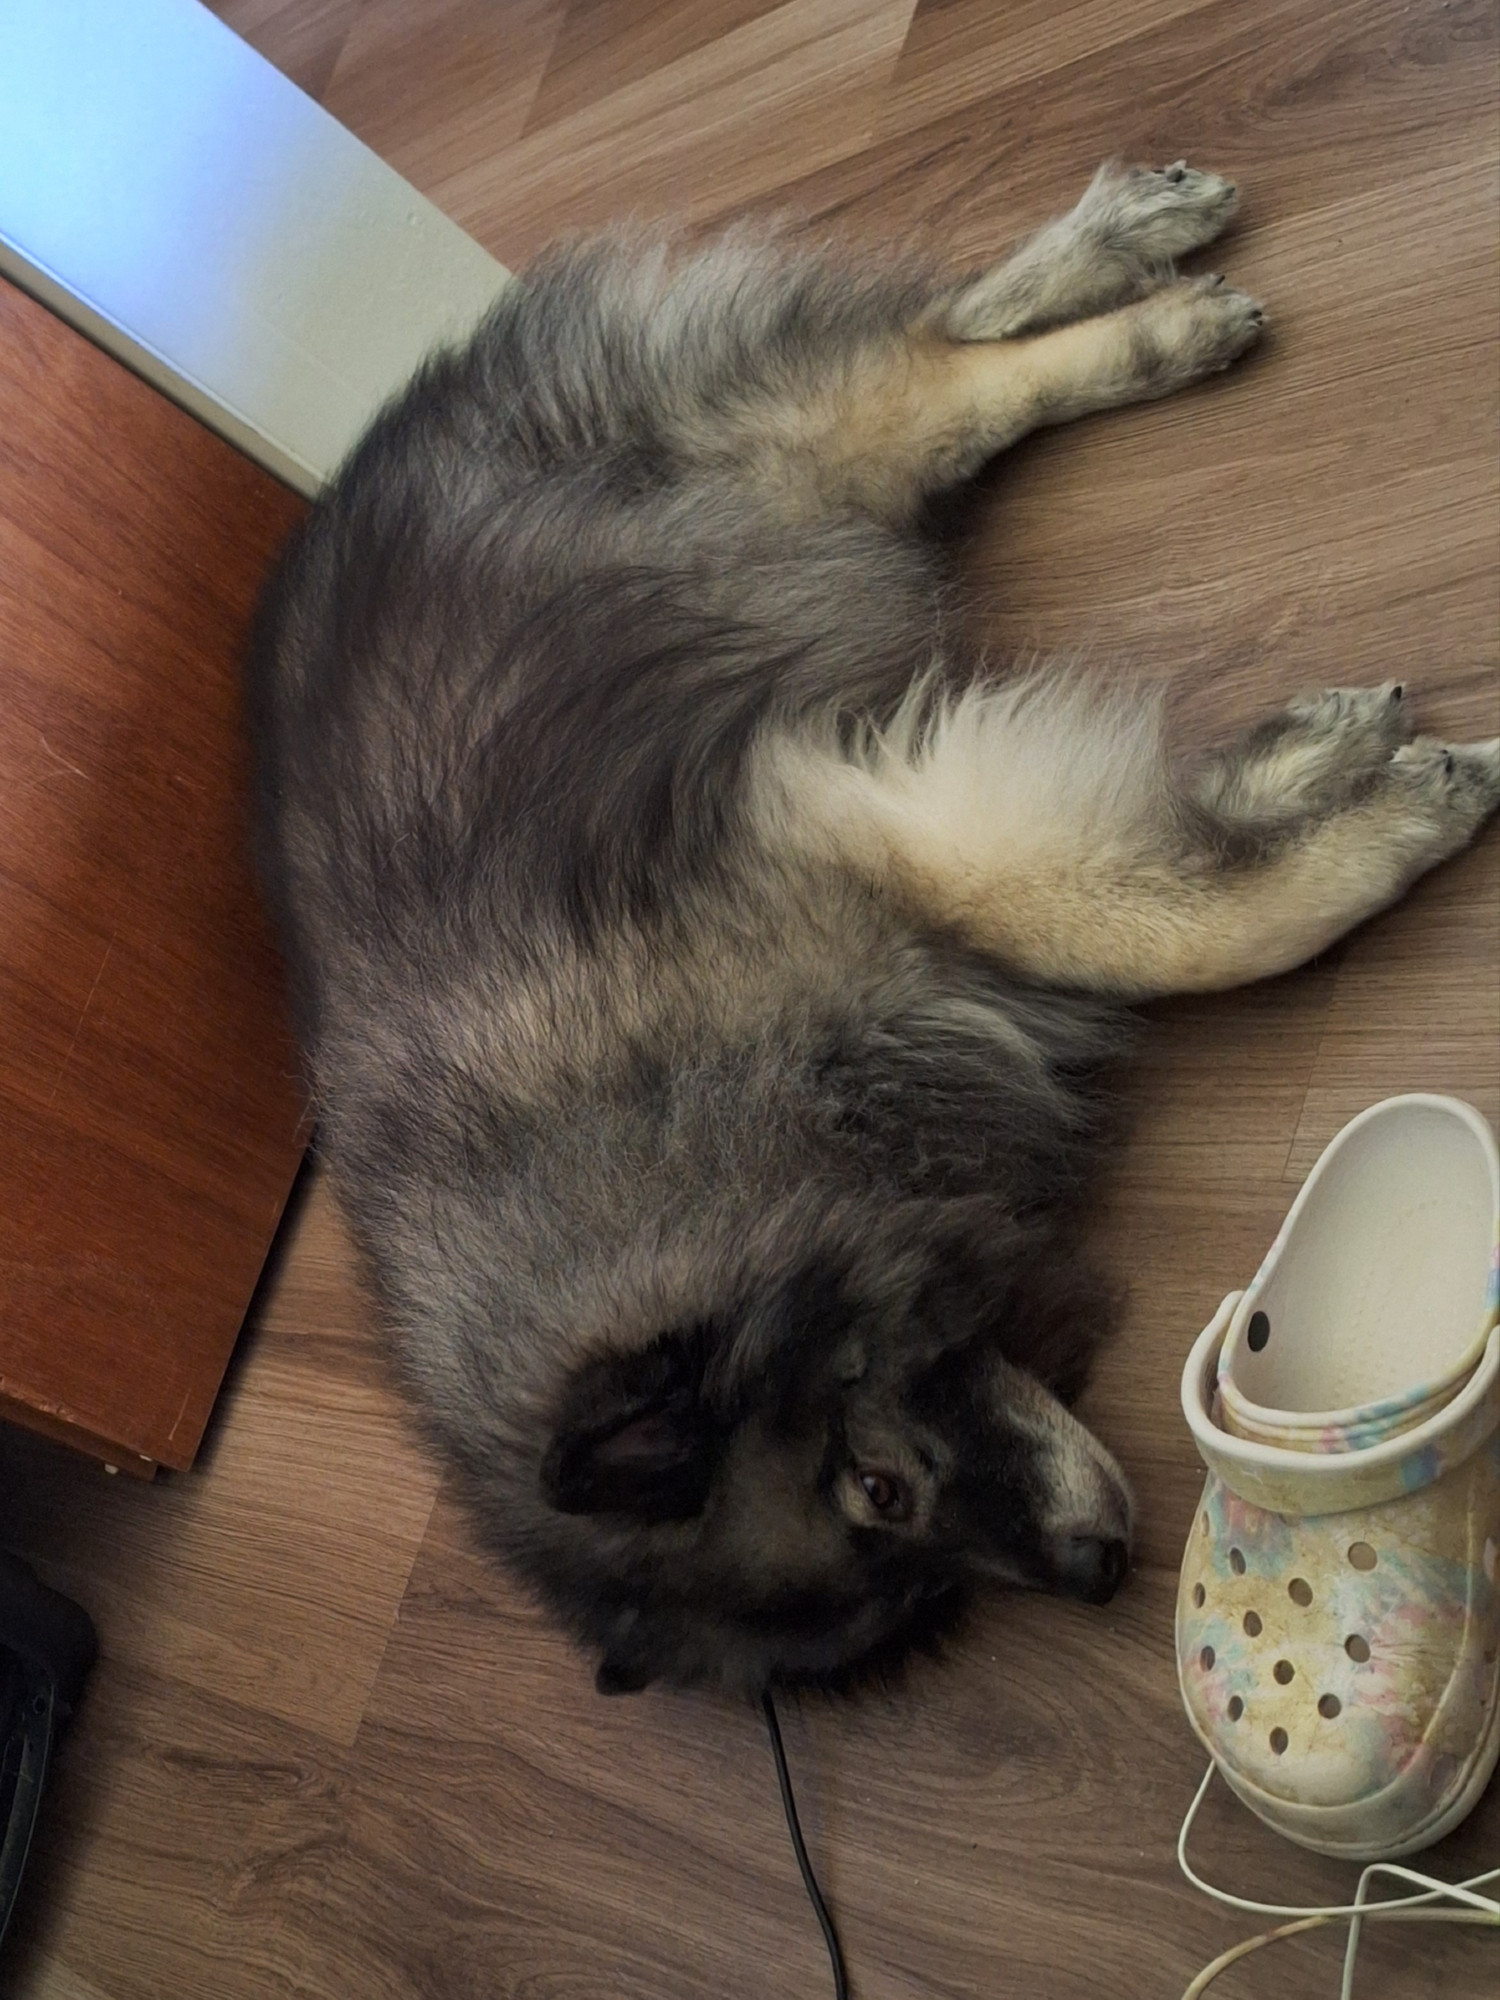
xmin=5 ymin=2 xmax=1498 ymax=1995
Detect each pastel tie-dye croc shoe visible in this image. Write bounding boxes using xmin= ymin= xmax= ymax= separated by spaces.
xmin=1176 ymin=1095 xmax=1500 ymax=1861
xmin=1218 ymin=1097 xmax=1497 ymax=1450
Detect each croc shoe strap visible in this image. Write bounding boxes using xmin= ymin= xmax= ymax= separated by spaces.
xmin=1183 ymin=1296 xmax=1500 ymax=1515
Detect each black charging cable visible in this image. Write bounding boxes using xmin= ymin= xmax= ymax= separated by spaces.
xmin=761 ymin=1689 xmax=851 ymax=2000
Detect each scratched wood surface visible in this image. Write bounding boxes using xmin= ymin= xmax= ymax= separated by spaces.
xmin=4 ymin=2 xmax=1496 ymax=1995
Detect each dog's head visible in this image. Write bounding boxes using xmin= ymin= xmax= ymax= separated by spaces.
xmin=537 ymin=1233 xmax=1133 ymax=1695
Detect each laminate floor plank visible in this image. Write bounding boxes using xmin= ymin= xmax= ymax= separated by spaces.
xmin=523 ymin=0 xmax=785 ymax=135
xmin=321 ymin=0 xmax=567 ymax=189
xmin=206 ymin=0 xmax=362 ymax=99
xmin=429 ymin=0 xmax=922 ymax=265
xmin=2 ymin=1179 xmax=439 ymax=1751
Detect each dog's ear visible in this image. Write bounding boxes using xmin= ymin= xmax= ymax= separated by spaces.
xmin=543 ymin=1401 xmax=714 ymax=1520
xmin=541 ymin=1330 xmax=722 ymax=1521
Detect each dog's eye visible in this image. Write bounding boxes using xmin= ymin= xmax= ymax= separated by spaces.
xmin=858 ymin=1470 xmax=909 ymax=1519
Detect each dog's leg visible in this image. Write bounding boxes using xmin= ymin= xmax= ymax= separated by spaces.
xmin=810 ymin=275 xmax=1264 ymax=515
xmin=518 ymin=199 xmax=1252 ymax=520
xmin=824 ymin=274 xmax=1272 ymax=516
xmin=932 ymin=273 xmax=1262 ymax=475
xmin=936 ymin=161 xmax=1241 ymax=340
xmin=759 ymin=681 xmax=1500 ymax=997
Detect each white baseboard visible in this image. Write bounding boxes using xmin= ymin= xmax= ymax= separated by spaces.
xmin=0 ymin=0 xmax=512 ymax=494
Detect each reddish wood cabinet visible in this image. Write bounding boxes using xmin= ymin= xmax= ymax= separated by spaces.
xmin=0 ymin=278 xmax=310 ymax=1475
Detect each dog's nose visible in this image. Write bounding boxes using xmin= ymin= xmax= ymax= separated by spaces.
xmin=1056 ymin=1533 xmax=1130 ymax=1605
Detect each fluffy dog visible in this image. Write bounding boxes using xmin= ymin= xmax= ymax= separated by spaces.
xmin=247 ymin=163 xmax=1499 ymax=1695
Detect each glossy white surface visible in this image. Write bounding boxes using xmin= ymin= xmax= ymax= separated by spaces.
xmin=0 ymin=0 xmax=511 ymax=492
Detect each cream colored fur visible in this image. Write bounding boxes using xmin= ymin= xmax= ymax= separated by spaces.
xmin=756 ymin=674 xmax=1500 ymax=997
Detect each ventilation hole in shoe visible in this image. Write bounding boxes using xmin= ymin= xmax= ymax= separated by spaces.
xmin=1348 ymin=1541 xmax=1377 ymax=1571
xmin=1345 ymin=1634 xmax=1371 ymax=1664
xmin=1192 ymin=1583 xmax=1206 ymax=1608
xmin=1273 ymin=1659 xmax=1295 ymax=1684
xmin=1229 ymin=1547 xmax=1246 ymax=1575
xmin=1269 ymin=1727 xmax=1288 ymax=1755
xmin=1247 ymin=1310 xmax=1270 ymax=1352
xmin=1243 ymin=1611 xmax=1262 ymax=1637
xmin=1200 ymin=1645 xmax=1216 ymax=1671
xmin=1318 ymin=1694 xmax=1341 ymax=1720
xmin=1227 ymin=1696 xmax=1244 ymax=1721
xmin=1201 ymin=1511 xmax=1210 ymax=1537
xmin=1288 ymin=1578 xmax=1313 ymax=1607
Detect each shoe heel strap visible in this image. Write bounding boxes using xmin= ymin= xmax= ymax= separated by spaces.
xmin=1183 ymin=1307 xmax=1500 ymax=1515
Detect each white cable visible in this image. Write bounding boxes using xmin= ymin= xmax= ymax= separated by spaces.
xmin=1177 ymin=1761 xmax=1499 ymax=1999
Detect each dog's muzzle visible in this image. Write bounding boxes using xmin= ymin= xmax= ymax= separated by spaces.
xmin=1052 ymin=1530 xmax=1131 ymax=1604
xmin=1032 ymin=1400 xmax=1134 ymax=1603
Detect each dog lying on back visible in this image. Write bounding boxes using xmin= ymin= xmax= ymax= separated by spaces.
xmin=248 ymin=163 xmax=1499 ymax=1696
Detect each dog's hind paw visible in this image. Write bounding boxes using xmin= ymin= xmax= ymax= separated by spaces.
xmin=1390 ymin=734 xmax=1500 ymax=837
xmin=1193 ymin=683 xmax=1421 ymax=825
xmin=1285 ymin=682 xmax=1416 ymax=762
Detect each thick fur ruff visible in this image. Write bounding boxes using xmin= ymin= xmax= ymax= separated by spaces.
xmin=248 ymin=173 xmax=1499 ymax=1696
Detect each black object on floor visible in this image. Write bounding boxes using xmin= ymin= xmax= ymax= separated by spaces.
xmin=762 ymin=1689 xmax=851 ymax=2000
xmin=0 ymin=1550 xmax=97 ymax=1953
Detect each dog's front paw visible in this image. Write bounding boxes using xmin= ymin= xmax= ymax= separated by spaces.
xmin=1085 ymin=159 xmax=1241 ymax=261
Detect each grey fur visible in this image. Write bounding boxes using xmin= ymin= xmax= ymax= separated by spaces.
xmin=247 ymin=169 xmax=1498 ymax=1697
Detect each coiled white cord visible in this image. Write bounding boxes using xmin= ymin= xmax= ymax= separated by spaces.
xmin=1177 ymin=1762 xmax=1499 ymax=1999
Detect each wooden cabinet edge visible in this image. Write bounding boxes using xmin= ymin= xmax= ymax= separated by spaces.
xmin=1 ymin=1388 xmax=159 ymax=1480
